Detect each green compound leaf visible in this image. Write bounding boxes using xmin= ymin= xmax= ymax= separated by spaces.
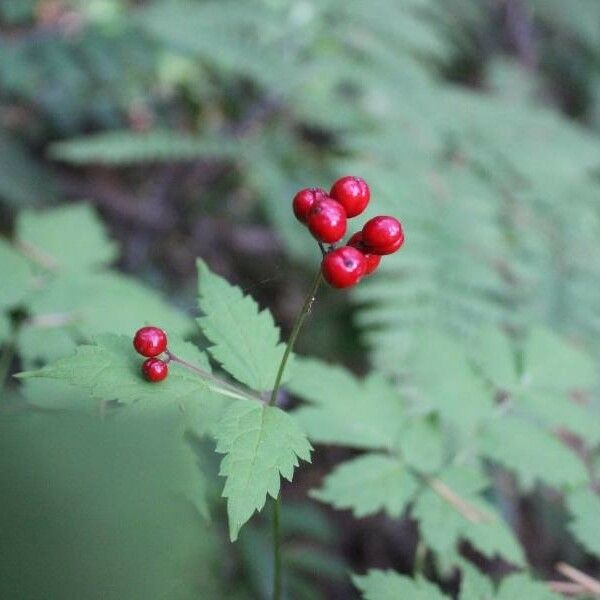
xmin=26 ymin=271 xmax=192 ymax=341
xmin=413 ymin=465 xmax=525 ymax=566
xmin=518 ymin=389 xmax=600 ymax=447
xmin=17 ymin=204 xmax=117 ymax=272
xmin=311 ymin=453 xmax=419 ymax=519
xmin=197 ymin=259 xmax=287 ymax=392
xmin=494 ymin=574 xmax=561 ymax=600
xmin=400 ymin=418 xmax=445 ymax=474
xmin=49 ymin=130 xmax=239 ymax=166
xmin=17 ymin=326 xmax=78 ymax=368
xmin=289 ymin=357 xmax=406 ymax=450
xmin=472 ymin=326 xmax=519 ymax=390
xmin=17 ymin=334 xmax=226 ymax=407
xmin=566 ymin=488 xmax=600 ymax=556
xmin=0 ymin=132 xmax=58 ymax=206
xmin=352 ymin=568 xmax=560 ymax=600
xmin=412 ymin=331 xmax=494 ymax=435
xmin=0 ymin=238 xmax=34 ymax=309
xmin=353 ymin=570 xmax=447 ymax=600
xmin=459 ymin=566 xmax=561 ymax=600
xmin=458 ymin=562 xmax=495 ymax=600
xmin=523 ymin=327 xmax=597 ymax=393
xmin=479 ymin=417 xmax=588 ymax=490
xmin=214 ymin=399 xmax=312 ymax=541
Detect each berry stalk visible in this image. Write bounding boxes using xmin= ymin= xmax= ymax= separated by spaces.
xmin=165 ymin=350 xmax=263 ymax=402
xmin=268 ymin=267 xmax=323 ymax=407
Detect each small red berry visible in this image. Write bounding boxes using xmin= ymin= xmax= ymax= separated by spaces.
xmin=321 ymin=246 xmax=366 ymax=288
xmin=133 ymin=326 xmax=168 ymax=357
xmin=307 ymin=198 xmax=347 ymax=243
xmin=329 ymin=176 xmax=370 ymax=218
xmin=348 ymin=231 xmax=381 ymax=275
xmin=361 ymin=216 xmax=404 ymax=255
xmin=142 ymin=358 xmax=169 ymax=382
xmin=371 ymin=235 xmax=404 ymax=255
xmin=292 ymin=187 xmax=328 ymax=223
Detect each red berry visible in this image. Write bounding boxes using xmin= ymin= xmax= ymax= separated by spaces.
xmin=321 ymin=246 xmax=366 ymax=288
xmin=361 ymin=216 xmax=404 ymax=255
xmin=307 ymin=198 xmax=347 ymax=243
xmin=133 ymin=326 xmax=168 ymax=357
xmin=142 ymin=358 xmax=169 ymax=382
xmin=348 ymin=231 xmax=381 ymax=275
xmin=371 ymin=235 xmax=404 ymax=255
xmin=329 ymin=176 xmax=370 ymax=218
xmin=292 ymin=187 xmax=328 ymax=223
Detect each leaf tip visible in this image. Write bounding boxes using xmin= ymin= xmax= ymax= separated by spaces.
xmin=13 ymin=369 xmax=40 ymax=380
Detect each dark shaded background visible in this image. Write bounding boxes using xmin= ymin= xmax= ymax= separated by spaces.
xmin=1 ymin=1 xmax=600 ymax=598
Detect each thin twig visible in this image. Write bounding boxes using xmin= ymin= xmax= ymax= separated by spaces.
xmin=165 ymin=350 xmax=262 ymax=403
xmin=14 ymin=240 xmax=59 ymax=271
xmin=556 ymin=563 xmax=600 ymax=597
xmin=425 ymin=476 xmax=493 ymax=523
xmin=413 ymin=540 xmax=427 ymax=575
xmin=268 ymin=268 xmax=322 ymax=406
xmin=548 ymin=581 xmax=590 ymax=596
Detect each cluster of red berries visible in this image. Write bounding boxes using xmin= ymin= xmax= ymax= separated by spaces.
xmin=133 ymin=326 xmax=169 ymax=382
xmin=293 ymin=176 xmax=404 ymax=288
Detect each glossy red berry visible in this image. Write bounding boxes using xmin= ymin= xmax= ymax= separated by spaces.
xmin=142 ymin=358 xmax=169 ymax=382
xmin=329 ymin=176 xmax=370 ymax=218
xmin=348 ymin=231 xmax=381 ymax=275
xmin=292 ymin=187 xmax=328 ymax=223
xmin=373 ymin=235 xmax=404 ymax=255
xmin=321 ymin=246 xmax=366 ymax=288
xmin=133 ymin=326 xmax=168 ymax=357
xmin=307 ymin=198 xmax=347 ymax=243
xmin=361 ymin=216 xmax=404 ymax=255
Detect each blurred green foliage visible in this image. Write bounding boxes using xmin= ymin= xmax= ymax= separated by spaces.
xmin=1 ymin=1 xmax=600 ymax=598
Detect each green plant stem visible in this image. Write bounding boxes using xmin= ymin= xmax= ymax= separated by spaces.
xmin=267 ymin=267 xmax=323 ymax=600
xmin=268 ymin=268 xmax=323 ymax=407
xmin=272 ymin=496 xmax=282 ymax=600
xmin=165 ymin=351 xmax=262 ymax=402
xmin=413 ymin=539 xmax=427 ymax=575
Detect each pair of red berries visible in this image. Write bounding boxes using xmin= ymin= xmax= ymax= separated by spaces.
xmin=133 ymin=326 xmax=169 ymax=382
xmin=292 ymin=176 xmax=404 ymax=288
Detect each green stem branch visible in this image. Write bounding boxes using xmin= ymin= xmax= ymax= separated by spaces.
xmin=269 ymin=268 xmax=322 ymax=407
xmin=413 ymin=539 xmax=427 ymax=575
xmin=268 ymin=267 xmax=323 ymax=600
xmin=165 ymin=351 xmax=262 ymax=403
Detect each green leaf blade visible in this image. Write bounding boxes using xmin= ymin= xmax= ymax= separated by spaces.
xmin=197 ymin=259 xmax=287 ymax=392
xmin=479 ymin=417 xmax=588 ymax=490
xmin=214 ymin=400 xmax=312 ymax=541
xmin=566 ymin=488 xmax=600 ymax=556
xmin=18 ymin=334 xmax=217 ymax=408
xmin=413 ymin=466 xmax=525 ymax=567
xmin=289 ymin=357 xmax=406 ymax=450
xmin=311 ymin=453 xmax=418 ymax=519
xmin=17 ymin=204 xmax=117 ymax=272
xmin=353 ymin=570 xmax=448 ymax=600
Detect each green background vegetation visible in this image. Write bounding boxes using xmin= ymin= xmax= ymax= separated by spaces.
xmin=1 ymin=1 xmax=600 ymax=598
